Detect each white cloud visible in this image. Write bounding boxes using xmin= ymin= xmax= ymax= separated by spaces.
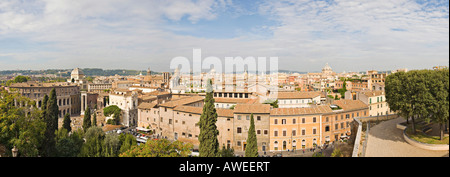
xmin=0 ymin=0 xmax=448 ymax=72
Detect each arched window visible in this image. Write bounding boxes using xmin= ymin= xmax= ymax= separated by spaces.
xmin=274 ymin=141 xmax=278 ymax=151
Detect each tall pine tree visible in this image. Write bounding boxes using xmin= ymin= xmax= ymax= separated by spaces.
xmin=198 ymin=79 xmax=219 ymax=157
xmin=63 ymin=113 xmax=72 ymax=132
xmin=43 ymin=88 xmax=59 ymax=156
xmin=83 ymin=106 xmax=92 ymax=132
xmin=245 ymin=113 xmax=258 ymax=157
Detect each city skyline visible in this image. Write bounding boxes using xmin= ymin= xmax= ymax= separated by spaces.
xmin=0 ymin=0 xmax=449 ymax=72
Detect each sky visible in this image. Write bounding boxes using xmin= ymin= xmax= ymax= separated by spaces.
xmin=0 ymin=0 xmax=448 ymax=73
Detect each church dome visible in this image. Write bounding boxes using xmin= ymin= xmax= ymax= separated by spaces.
xmin=322 ymin=63 xmax=332 ymax=71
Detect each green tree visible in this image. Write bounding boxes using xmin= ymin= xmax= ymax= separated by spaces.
xmin=92 ymin=113 xmax=97 ymax=127
xmin=0 ymin=89 xmax=46 ymax=157
xmin=80 ymin=126 xmax=105 ymax=157
xmin=63 ymin=113 xmax=72 ymax=132
xmin=103 ymin=133 xmax=121 ymax=157
xmin=119 ymin=133 xmax=137 ymax=153
xmin=104 ymin=105 xmax=121 ymax=125
xmin=55 ymin=128 xmax=83 ymax=157
xmin=83 ymin=106 xmax=92 ymax=131
xmin=331 ymin=148 xmax=343 ymax=157
xmin=13 ymin=75 xmax=30 ymax=83
xmin=245 ymin=113 xmax=258 ymax=157
xmin=119 ymin=139 xmax=193 ymax=157
xmin=43 ymin=88 xmax=59 ymax=157
xmin=198 ymin=79 xmax=220 ymax=157
xmin=10 ymin=108 xmax=46 ymax=157
xmin=427 ymin=69 xmax=449 ymax=140
xmin=220 ymin=146 xmax=235 ymax=157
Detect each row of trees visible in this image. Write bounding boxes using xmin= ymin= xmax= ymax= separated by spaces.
xmin=385 ymin=69 xmax=449 ymax=140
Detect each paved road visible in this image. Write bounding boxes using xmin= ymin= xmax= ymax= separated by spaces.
xmin=365 ymin=117 xmax=449 ymax=157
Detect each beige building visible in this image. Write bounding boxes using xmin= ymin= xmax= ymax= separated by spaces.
xmin=358 ymin=90 xmax=392 ymax=116
xmin=276 ymin=91 xmax=322 ymax=108
xmin=157 ymin=96 xmax=205 ymax=140
xmin=109 ymin=88 xmax=139 ymax=126
xmin=8 ymin=81 xmax=81 ymax=124
xmin=269 ymin=105 xmax=333 ymax=151
xmin=233 ymin=104 xmax=271 ymax=152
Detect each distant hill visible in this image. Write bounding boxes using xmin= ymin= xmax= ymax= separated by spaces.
xmin=0 ymin=68 xmax=157 ymax=77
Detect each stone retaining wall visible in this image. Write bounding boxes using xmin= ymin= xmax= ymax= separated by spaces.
xmin=397 ymin=122 xmax=449 ymax=151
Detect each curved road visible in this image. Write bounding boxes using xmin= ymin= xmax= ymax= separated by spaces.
xmin=365 ymin=117 xmax=449 ymax=157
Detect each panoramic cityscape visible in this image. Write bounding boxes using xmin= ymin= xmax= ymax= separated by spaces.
xmin=0 ymin=0 xmax=448 ymax=163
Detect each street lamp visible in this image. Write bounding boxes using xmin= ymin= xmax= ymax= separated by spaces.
xmin=12 ymin=146 xmax=18 ymax=157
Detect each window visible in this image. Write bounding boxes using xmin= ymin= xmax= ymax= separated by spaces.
xmin=257 ymin=116 xmax=261 ymax=121
xmin=346 ymin=114 xmax=350 ymax=119
xmin=274 ymin=141 xmax=278 ymax=150
xmin=302 ymin=118 xmax=305 ymax=123
xmin=302 ymin=129 xmax=306 ymax=135
xmin=238 ymin=115 xmax=241 ymax=120
xmin=293 ymin=119 xmax=296 ymax=124
xmin=341 ymin=123 xmax=344 ymax=129
xmin=282 ymin=130 xmax=287 ymax=136
xmin=335 ymin=123 xmax=338 ymax=130
xmin=313 ymin=128 xmax=317 ymax=135
xmin=292 ymin=130 xmax=296 ymax=136
xmin=237 ymin=127 xmax=242 ymax=134
xmin=246 ymin=115 xmax=249 ymax=120
xmin=257 ymin=130 xmax=261 ymax=135
xmin=313 ymin=117 xmax=316 ymax=123
xmin=274 ymin=119 xmax=278 ymax=124
xmin=274 ymin=130 xmax=278 ymax=137
xmin=282 ymin=119 xmax=286 ymax=124
xmin=325 ymin=126 xmax=330 ymax=132
xmin=264 ymin=130 xmax=268 ymax=135
xmin=326 ymin=117 xmax=329 ymax=122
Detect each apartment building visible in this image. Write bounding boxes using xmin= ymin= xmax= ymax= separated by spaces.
xmin=269 ymin=105 xmax=332 ymax=151
xmin=156 ymin=96 xmax=204 ymax=140
xmin=233 ymin=104 xmax=271 ymax=152
xmin=324 ymin=100 xmax=368 ymax=142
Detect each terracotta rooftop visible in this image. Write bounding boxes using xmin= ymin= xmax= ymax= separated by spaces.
xmin=333 ymin=100 xmax=368 ymax=111
xmin=173 ymin=106 xmax=234 ymax=118
xmin=9 ymin=82 xmax=78 ymax=88
xmin=138 ymin=102 xmax=157 ymax=110
xmin=233 ymin=104 xmax=271 ymax=114
xmin=270 ymin=105 xmax=333 ymax=116
xmin=361 ymin=90 xmax=385 ymax=98
xmin=159 ymin=96 xmax=204 ymax=108
xmin=276 ymin=91 xmax=321 ymax=99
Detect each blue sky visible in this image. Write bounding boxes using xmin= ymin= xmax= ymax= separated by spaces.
xmin=0 ymin=0 xmax=448 ymax=72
